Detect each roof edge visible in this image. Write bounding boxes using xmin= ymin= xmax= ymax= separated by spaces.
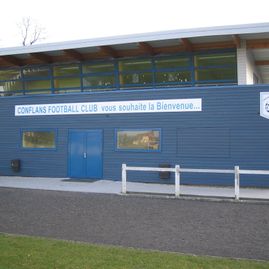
xmin=1 ymin=22 xmax=269 ymax=56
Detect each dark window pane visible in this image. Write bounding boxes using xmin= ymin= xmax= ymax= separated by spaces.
xmin=195 ymin=53 xmax=236 ymax=67
xmin=54 ymin=77 xmax=81 ymax=89
xmin=82 ymin=62 xmax=114 ymax=73
xmin=25 ymin=80 xmax=51 ymax=90
xmin=23 ymin=66 xmax=50 ymax=78
xmin=53 ymin=64 xmax=80 ymax=76
xmin=119 ymin=59 xmax=152 ymax=72
xmin=117 ymin=130 xmax=160 ymax=151
xmin=155 ymin=57 xmax=190 ymax=69
xmin=196 ymin=68 xmax=237 ymax=81
xmin=22 ymin=131 xmax=55 ymax=149
xmin=83 ymin=75 xmax=115 ymax=87
xmin=0 ymin=69 xmax=21 ymax=81
xmin=156 ymin=71 xmax=191 ymax=83
xmin=120 ymin=72 xmax=152 ymax=85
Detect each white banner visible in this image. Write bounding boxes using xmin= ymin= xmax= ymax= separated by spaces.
xmin=15 ymin=98 xmax=202 ymax=116
xmin=260 ymin=92 xmax=269 ymax=119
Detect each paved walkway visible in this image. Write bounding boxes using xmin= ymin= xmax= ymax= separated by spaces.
xmin=0 ymin=176 xmax=269 ymax=200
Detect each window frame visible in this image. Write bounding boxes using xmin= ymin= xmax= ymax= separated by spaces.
xmin=20 ymin=128 xmax=58 ymax=151
xmin=22 ymin=65 xmax=53 ymax=94
xmin=0 ymin=67 xmax=24 ymax=95
xmin=81 ymin=60 xmax=117 ymax=90
xmin=0 ymin=67 xmax=22 ymax=81
xmin=194 ymin=51 xmax=237 ymax=85
xmin=118 ymin=57 xmax=155 ymax=88
xmin=154 ymin=54 xmax=193 ymax=86
xmin=115 ymin=128 xmax=162 ymax=152
xmin=0 ymin=49 xmax=238 ymax=97
xmin=53 ymin=63 xmax=81 ymax=77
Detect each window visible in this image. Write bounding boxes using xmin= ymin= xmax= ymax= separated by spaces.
xmin=195 ymin=52 xmax=237 ymax=83
xmin=23 ymin=66 xmax=50 ymax=78
xmin=53 ymin=64 xmax=80 ymax=76
xmin=54 ymin=77 xmax=81 ymax=89
xmin=120 ymin=73 xmax=152 ymax=86
xmin=21 ymin=66 xmax=52 ymax=94
xmin=82 ymin=62 xmax=114 ymax=73
xmin=119 ymin=59 xmax=152 ymax=72
xmin=0 ymin=81 xmax=23 ymax=95
xmin=119 ymin=59 xmax=153 ymax=87
xmin=155 ymin=71 xmax=191 ymax=84
xmin=82 ymin=62 xmax=116 ymax=90
xmin=155 ymin=57 xmax=190 ymax=69
xmin=0 ymin=68 xmax=22 ymax=81
xmin=0 ymin=68 xmax=23 ymax=95
xmin=116 ymin=129 xmax=160 ymax=151
xmin=0 ymin=49 xmax=238 ymax=97
xmin=53 ymin=64 xmax=81 ymax=91
xmin=83 ymin=75 xmax=115 ymax=88
xmin=195 ymin=53 xmax=236 ymax=66
xmin=22 ymin=130 xmax=56 ymax=149
xmin=195 ymin=68 xmax=237 ymax=81
xmin=24 ymin=80 xmax=51 ymax=91
xmin=155 ymin=56 xmax=191 ymax=85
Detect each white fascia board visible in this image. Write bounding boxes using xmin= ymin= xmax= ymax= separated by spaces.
xmin=1 ymin=22 xmax=269 ymax=57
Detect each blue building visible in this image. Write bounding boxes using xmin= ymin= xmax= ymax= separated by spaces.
xmin=1 ymin=23 xmax=269 ymax=186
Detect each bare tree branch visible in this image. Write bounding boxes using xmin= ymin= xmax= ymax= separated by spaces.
xmin=21 ymin=17 xmax=30 ymax=46
xmin=18 ymin=17 xmax=46 ymax=46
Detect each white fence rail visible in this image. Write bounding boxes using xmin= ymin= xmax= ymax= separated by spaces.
xmin=121 ymin=164 xmax=269 ymax=200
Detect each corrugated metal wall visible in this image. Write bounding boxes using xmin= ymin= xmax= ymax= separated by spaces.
xmin=1 ymin=85 xmax=269 ymax=187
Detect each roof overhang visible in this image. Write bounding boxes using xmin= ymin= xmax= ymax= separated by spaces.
xmin=1 ymin=22 xmax=269 ymax=83
xmin=2 ymin=22 xmax=269 ymax=56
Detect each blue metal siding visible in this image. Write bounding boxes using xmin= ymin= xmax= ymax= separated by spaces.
xmin=178 ymin=128 xmax=230 ymax=157
xmin=0 ymin=85 xmax=269 ymax=187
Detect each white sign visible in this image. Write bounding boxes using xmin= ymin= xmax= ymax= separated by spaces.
xmin=260 ymin=92 xmax=269 ymax=119
xmin=15 ymin=98 xmax=202 ymax=116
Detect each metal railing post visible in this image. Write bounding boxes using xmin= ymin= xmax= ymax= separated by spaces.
xmin=175 ymin=165 xmax=180 ymax=197
xmin=234 ymin=165 xmax=240 ymax=200
xmin=122 ymin=163 xmax=127 ymax=194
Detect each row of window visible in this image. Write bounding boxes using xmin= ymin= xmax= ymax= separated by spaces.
xmin=22 ymin=130 xmax=161 ymax=151
xmin=1 ymin=51 xmax=237 ymax=95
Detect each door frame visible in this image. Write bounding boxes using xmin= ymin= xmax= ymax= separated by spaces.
xmin=67 ymin=129 xmax=103 ymax=179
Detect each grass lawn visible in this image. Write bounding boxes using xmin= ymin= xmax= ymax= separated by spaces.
xmin=0 ymin=233 xmax=268 ymax=269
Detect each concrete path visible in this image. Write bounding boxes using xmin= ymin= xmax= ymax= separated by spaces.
xmin=0 ymin=176 xmax=269 ymax=200
xmin=0 ymin=187 xmax=268 ymax=260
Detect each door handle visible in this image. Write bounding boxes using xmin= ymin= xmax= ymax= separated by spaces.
xmin=83 ymin=152 xmax=87 ymax=158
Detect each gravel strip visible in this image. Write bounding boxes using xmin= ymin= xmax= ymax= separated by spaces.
xmin=0 ymin=187 xmax=268 ymax=260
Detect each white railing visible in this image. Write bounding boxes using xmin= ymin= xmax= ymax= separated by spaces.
xmin=121 ymin=164 xmax=269 ymax=200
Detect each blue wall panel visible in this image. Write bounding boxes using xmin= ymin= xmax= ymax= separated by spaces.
xmin=0 ymin=85 xmax=269 ymax=187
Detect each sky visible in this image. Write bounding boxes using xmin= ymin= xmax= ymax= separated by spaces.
xmin=0 ymin=0 xmax=269 ymax=48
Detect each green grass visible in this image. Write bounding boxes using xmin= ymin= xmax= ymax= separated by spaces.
xmin=0 ymin=233 xmax=268 ymax=269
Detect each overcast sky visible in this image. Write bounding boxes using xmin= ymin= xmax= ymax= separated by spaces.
xmin=1 ymin=0 xmax=269 ymax=48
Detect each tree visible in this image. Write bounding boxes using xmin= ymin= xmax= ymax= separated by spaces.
xmin=18 ymin=17 xmax=46 ymax=46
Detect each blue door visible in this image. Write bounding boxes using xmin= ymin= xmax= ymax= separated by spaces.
xmin=69 ymin=130 xmax=103 ymax=179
